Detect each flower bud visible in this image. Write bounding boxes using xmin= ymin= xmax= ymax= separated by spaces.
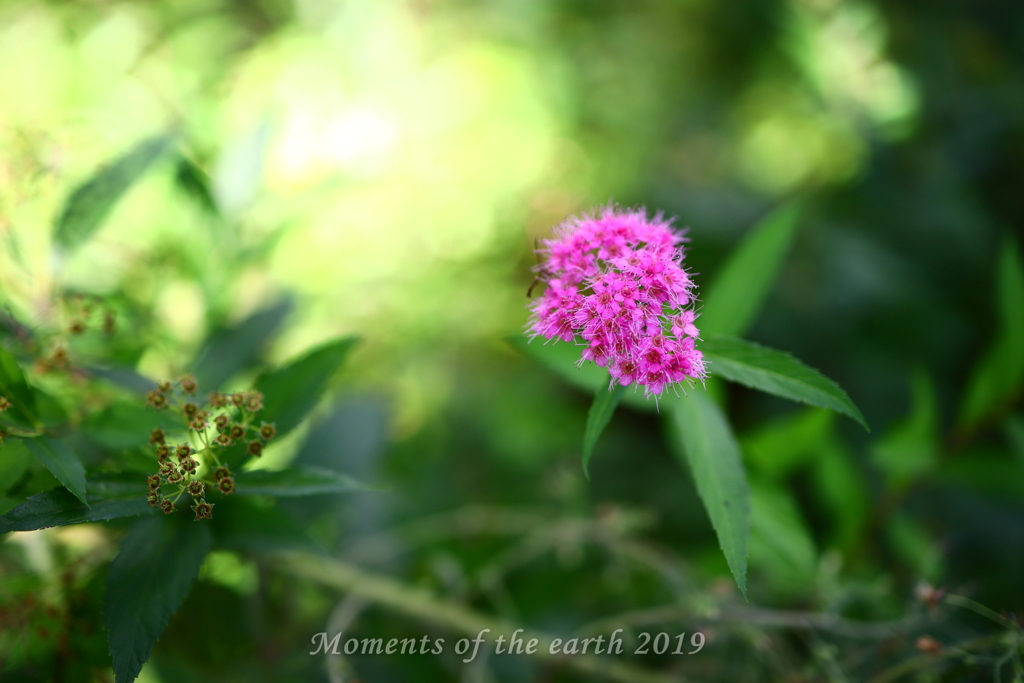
xmin=159 ymin=461 xmax=175 ymax=477
xmin=217 ymin=477 xmax=235 ymax=495
xmin=179 ymin=375 xmax=198 ymax=394
xmin=214 ymin=414 xmax=230 ymax=430
xmin=160 ymin=499 xmax=175 ymax=514
xmin=213 ymin=466 xmax=231 ymax=481
xmin=231 ymin=393 xmax=245 ymax=407
xmin=157 ymin=380 xmax=173 ymax=394
xmin=68 ymin=320 xmax=86 ymax=335
xmin=147 ymin=475 xmax=161 ymax=490
xmin=150 ymin=428 xmax=166 ymax=445
xmin=147 ymin=491 xmax=161 ymax=507
xmin=190 ymin=417 xmax=208 ymax=432
xmin=259 ymin=423 xmax=276 ymax=441
xmin=215 ymin=434 xmax=233 ymax=447
xmin=146 ymin=391 xmax=169 ymax=409
xmin=180 ymin=457 xmax=199 ymax=474
xmin=192 ymin=500 xmax=214 ymax=521
xmin=247 ymin=441 xmax=263 ymax=457
xmin=175 ymin=444 xmax=192 ymax=459
xmin=167 ymin=469 xmax=184 ymax=485
xmin=209 ymin=391 xmax=228 ymax=409
xmin=183 ymin=402 xmax=199 ymax=419
xmin=0 ymin=396 xmax=11 ymax=412
xmin=187 ymin=481 xmax=205 ymax=498
xmin=229 ymin=425 xmax=245 ymax=441
xmin=155 ymin=444 xmax=171 ymax=461
xmin=246 ymin=391 xmax=263 ymax=412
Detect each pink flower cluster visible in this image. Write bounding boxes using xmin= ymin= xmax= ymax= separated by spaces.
xmin=528 ymin=207 xmax=706 ymax=397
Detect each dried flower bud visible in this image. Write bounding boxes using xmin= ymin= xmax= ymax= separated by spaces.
xmin=259 ymin=423 xmax=276 ymax=441
xmin=914 ymin=583 xmax=947 ymax=612
xmin=175 ymin=444 xmax=192 ymax=459
xmin=229 ymin=425 xmax=245 ymax=440
xmin=0 ymin=396 xmax=10 ymax=412
xmin=215 ymin=434 xmax=233 ymax=447
xmin=159 ymin=461 xmax=175 ymax=477
xmin=246 ymin=391 xmax=263 ymax=411
xmin=167 ymin=469 xmax=184 ymax=485
xmin=213 ymin=466 xmax=231 ymax=481
xmin=157 ymin=380 xmax=173 ymax=394
xmin=190 ymin=418 xmax=207 ymax=432
xmin=915 ymin=636 xmax=941 ymax=654
xmin=68 ymin=320 xmax=86 ymax=335
xmin=183 ymin=403 xmax=199 ymax=418
xmin=231 ymin=393 xmax=245 ymax=407
xmin=247 ymin=441 xmax=264 ymax=457
xmin=150 ymin=428 xmax=166 ymax=445
xmin=209 ymin=391 xmax=228 ymax=409
xmin=146 ymin=390 xmax=169 ymax=409
xmin=147 ymin=475 xmax=161 ymax=490
xmin=179 ymin=375 xmax=198 ymax=394
xmin=187 ymin=481 xmax=205 ymax=498
xmin=217 ymin=476 xmax=235 ymax=495
xmin=180 ymin=457 xmax=199 ymax=474
xmin=147 ymin=491 xmax=161 ymax=507
xmin=156 ymin=444 xmax=171 ymax=461
xmin=192 ymin=500 xmax=214 ymax=521
xmin=160 ymin=499 xmax=175 ymax=514
xmin=214 ymin=414 xmax=230 ymax=430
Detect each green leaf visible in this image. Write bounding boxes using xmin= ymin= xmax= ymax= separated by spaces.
xmin=748 ymin=481 xmax=817 ymax=593
xmin=192 ymin=300 xmax=292 ymax=391
xmin=54 ymin=135 xmax=175 ymax=252
xmin=871 ymin=370 xmax=938 ymax=486
xmin=253 ymin=337 xmax=359 ymax=440
xmin=702 ymin=336 xmax=868 ymax=430
xmin=210 ymin=497 xmax=318 ymax=552
xmin=173 ymin=155 xmax=219 ymax=215
xmin=104 ymin=515 xmax=211 ymax=683
xmin=811 ymin=443 xmax=868 ymax=549
xmin=234 ymin=466 xmax=368 ymax=497
xmin=0 ymin=344 xmax=38 ymax=426
xmin=24 ymin=437 xmax=88 ymax=506
xmin=582 ymin=384 xmax=626 ymax=478
xmin=0 ymin=440 xmax=33 ymax=495
xmin=0 ymin=474 xmax=154 ymax=533
xmin=81 ymin=403 xmax=171 ymax=451
xmin=667 ymin=392 xmax=749 ymax=598
xmin=960 ymin=236 xmax=1024 ymax=427
xmin=699 ymin=202 xmax=801 ymax=338
xmin=742 ymin=408 xmax=835 ymax=480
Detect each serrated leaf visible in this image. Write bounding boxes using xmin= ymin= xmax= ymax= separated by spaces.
xmin=192 ymin=299 xmax=292 ymax=391
xmin=582 ymin=384 xmax=626 ymax=478
xmin=667 ymin=392 xmax=749 ymax=598
xmin=54 ymin=135 xmax=174 ymax=251
xmin=234 ymin=466 xmax=367 ymax=497
xmin=24 ymin=437 xmax=88 ymax=506
xmin=0 ymin=344 xmax=38 ymax=427
xmin=104 ymin=515 xmax=211 ymax=683
xmin=0 ymin=474 xmax=154 ymax=533
xmin=960 ymin=236 xmax=1024 ymax=427
xmin=700 ymin=202 xmax=801 ymax=338
xmin=702 ymin=336 xmax=868 ymax=430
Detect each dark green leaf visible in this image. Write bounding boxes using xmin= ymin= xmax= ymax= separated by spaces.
xmin=173 ymin=155 xmax=219 ymax=215
xmin=667 ymin=392 xmax=749 ymax=598
xmin=234 ymin=466 xmax=368 ymax=497
xmin=54 ymin=135 xmax=175 ymax=251
xmin=871 ymin=370 xmax=937 ymax=486
xmin=0 ymin=440 xmax=33 ymax=495
xmin=960 ymin=236 xmax=1024 ymax=427
xmin=192 ymin=299 xmax=292 ymax=391
xmin=104 ymin=515 xmax=211 ymax=683
xmin=582 ymin=384 xmax=626 ymax=478
xmin=703 ymin=336 xmax=868 ymax=430
xmin=252 ymin=336 xmax=359 ymax=439
xmin=210 ymin=497 xmax=318 ymax=552
xmin=0 ymin=474 xmax=154 ymax=533
xmin=0 ymin=344 xmax=38 ymax=426
xmin=699 ymin=202 xmax=801 ymax=338
xmin=24 ymin=437 xmax=88 ymax=506
xmin=748 ymin=481 xmax=817 ymax=592
xmin=81 ymin=403 xmax=171 ymax=451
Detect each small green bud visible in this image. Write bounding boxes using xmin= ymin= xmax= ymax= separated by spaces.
xmin=192 ymin=500 xmax=214 ymax=521
xmin=217 ymin=477 xmax=235 ymax=495
xmin=229 ymin=425 xmax=245 ymax=440
xmin=160 ymin=499 xmax=175 ymax=514
xmin=187 ymin=481 xmax=205 ymax=498
xmin=259 ymin=423 xmax=276 ymax=441
xmin=247 ymin=441 xmax=263 ymax=457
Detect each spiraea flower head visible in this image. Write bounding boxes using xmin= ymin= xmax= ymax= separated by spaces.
xmin=528 ymin=206 xmax=706 ymax=397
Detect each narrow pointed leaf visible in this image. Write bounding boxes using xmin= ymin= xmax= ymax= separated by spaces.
xmin=700 ymin=202 xmax=801 ymax=338
xmin=582 ymin=384 xmax=626 ymax=478
xmin=24 ymin=437 xmax=88 ymax=506
xmin=960 ymin=236 xmax=1024 ymax=427
xmin=0 ymin=475 xmax=154 ymax=533
xmin=192 ymin=299 xmax=293 ymax=390
xmin=702 ymin=336 xmax=868 ymax=430
xmin=667 ymin=392 xmax=749 ymax=598
xmin=55 ymin=135 xmax=174 ymax=251
xmin=104 ymin=515 xmax=211 ymax=683
xmin=234 ymin=466 xmax=368 ymax=497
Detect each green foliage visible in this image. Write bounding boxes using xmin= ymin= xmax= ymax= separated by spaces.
xmin=582 ymin=383 xmax=626 ymax=478
xmin=748 ymin=481 xmax=817 ymax=593
xmin=104 ymin=515 xmax=212 ymax=683
xmin=233 ymin=466 xmax=367 ymax=496
xmin=23 ymin=437 xmax=88 ymax=506
xmin=960 ymin=237 xmax=1024 ymax=427
xmin=703 ymin=336 xmax=868 ymax=430
xmin=667 ymin=392 xmax=750 ymax=598
xmin=0 ymin=475 xmax=154 ymax=533
xmin=872 ymin=370 xmax=938 ymax=486
xmin=0 ymin=344 xmax=38 ymax=427
xmin=699 ymin=203 xmax=801 ymax=338
xmin=54 ymin=135 xmax=174 ymax=252
xmin=191 ymin=300 xmax=292 ymax=391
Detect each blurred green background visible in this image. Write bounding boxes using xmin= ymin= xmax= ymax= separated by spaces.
xmin=2 ymin=0 xmax=1024 ymax=680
